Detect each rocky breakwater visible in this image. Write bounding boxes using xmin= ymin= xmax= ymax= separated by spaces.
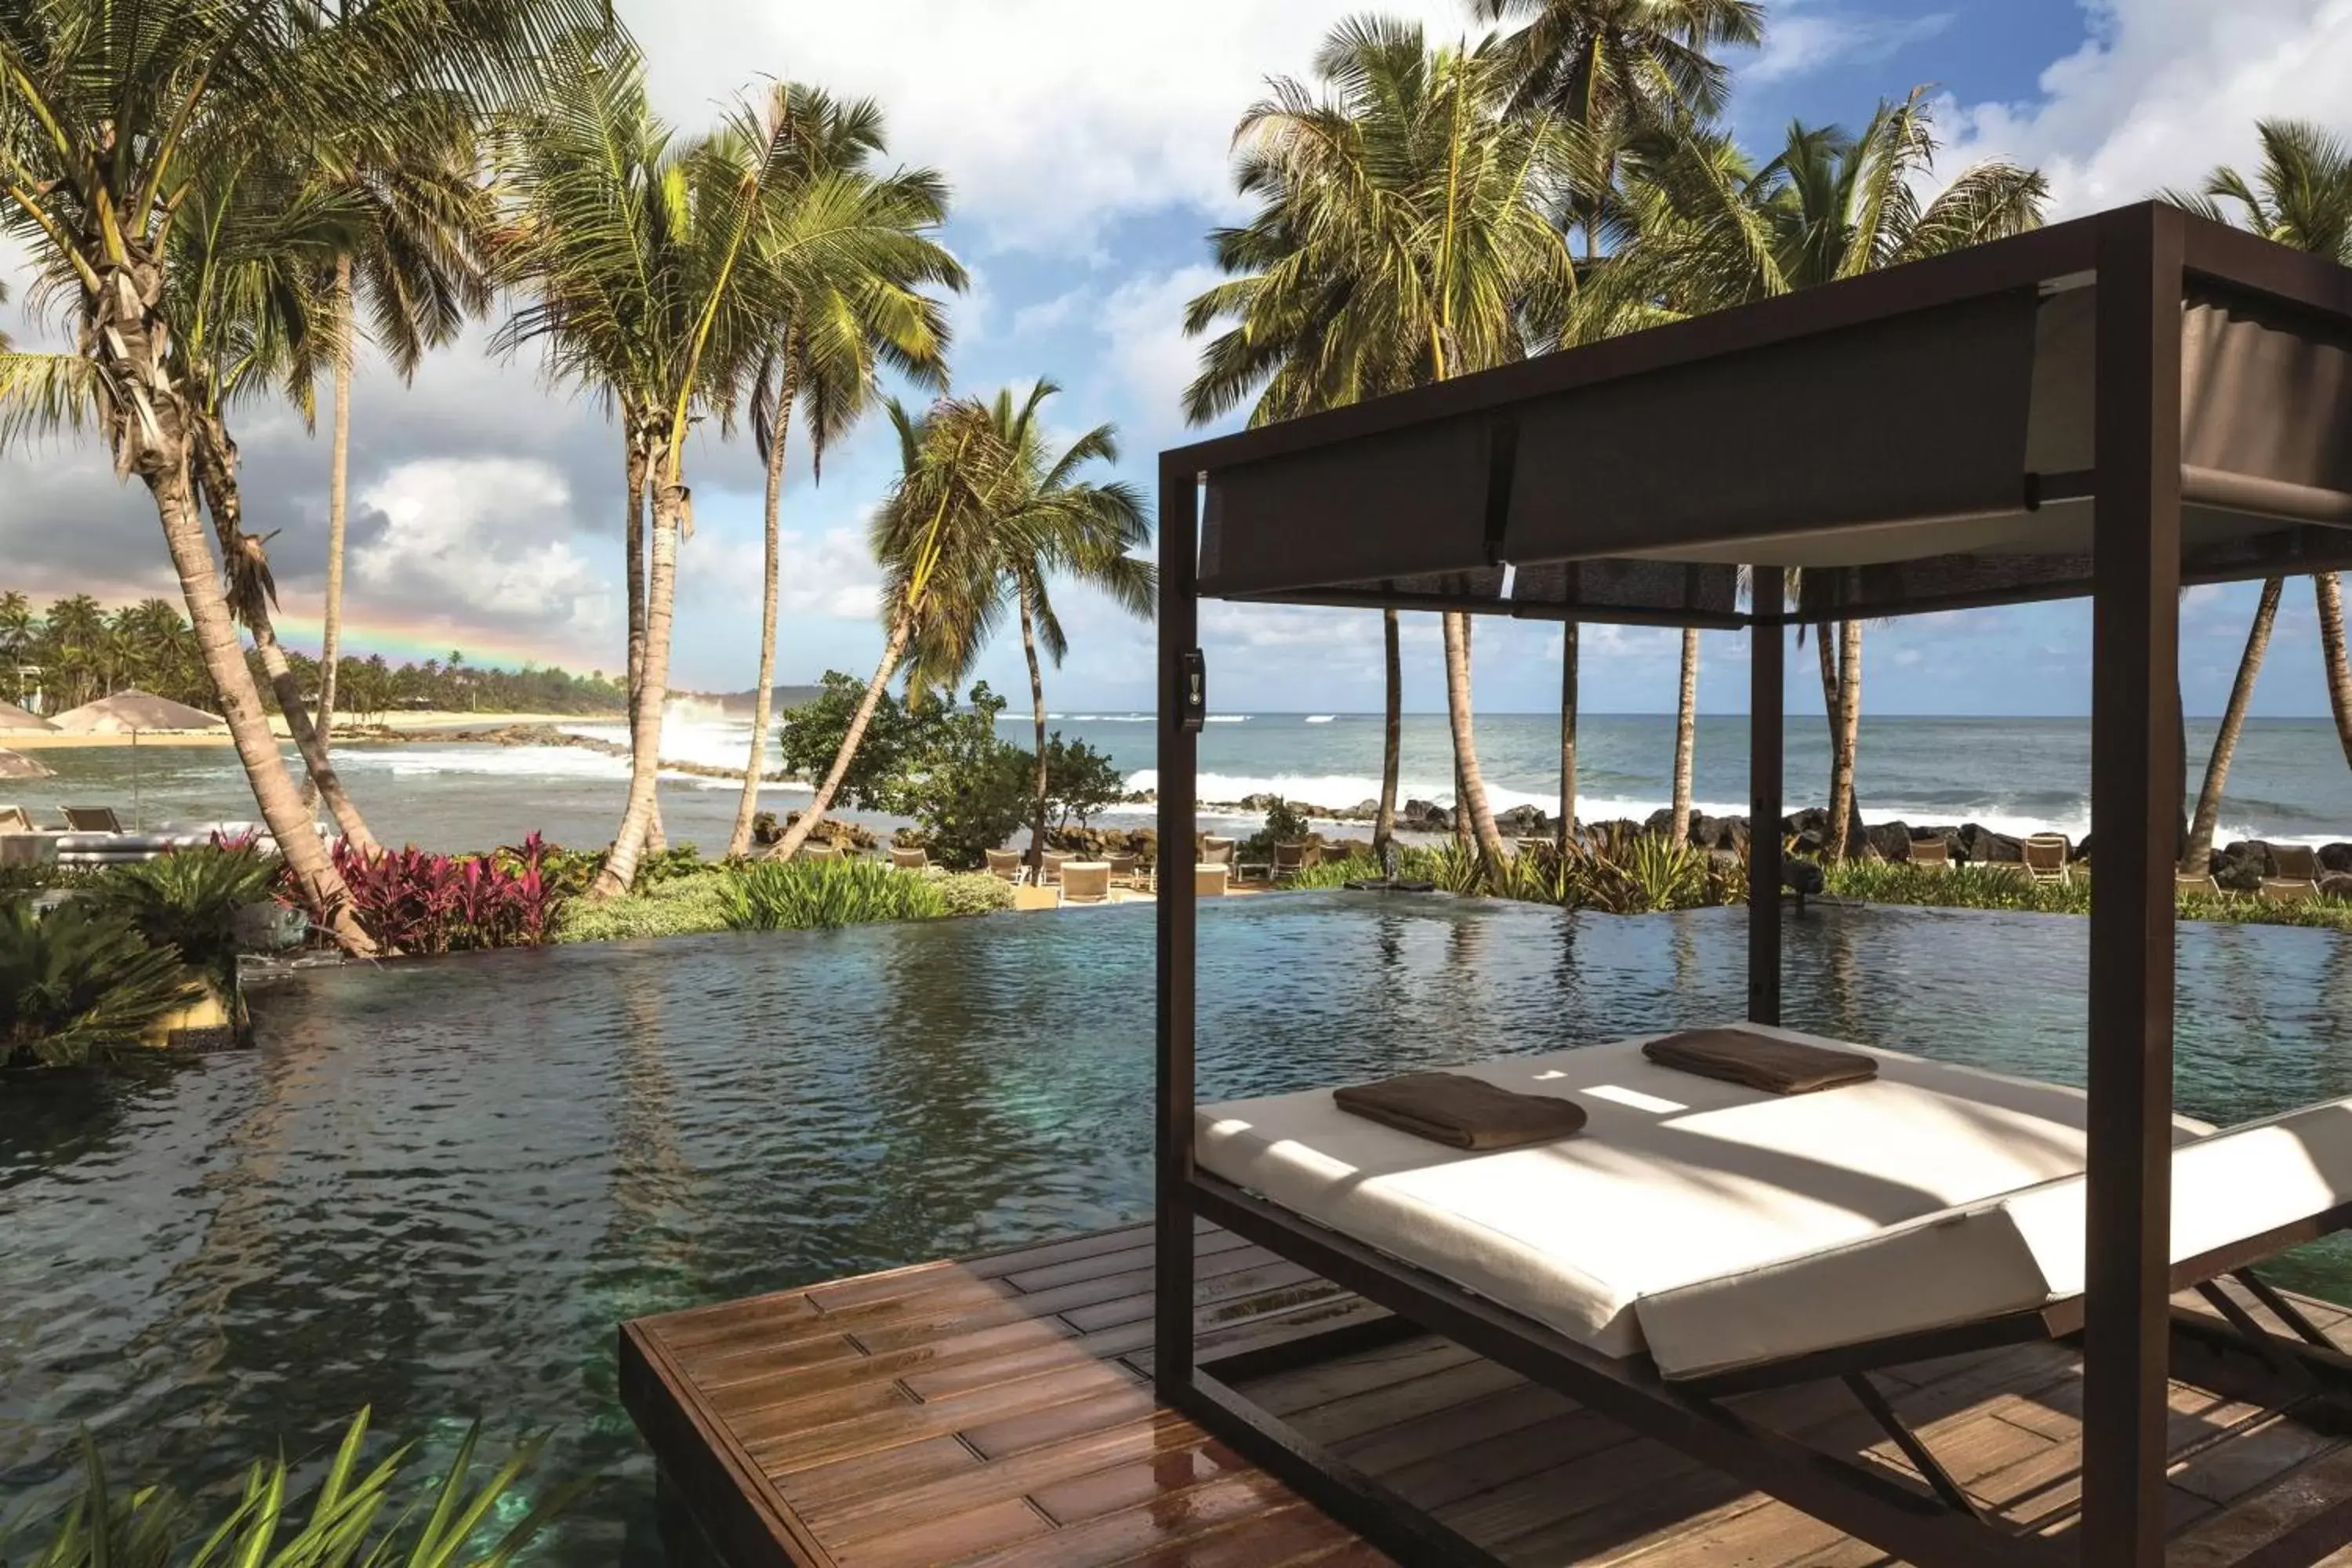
xmin=391 ymin=723 xmax=794 ymax=785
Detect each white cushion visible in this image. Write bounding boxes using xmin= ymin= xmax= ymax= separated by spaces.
xmin=1196 ymin=1026 xmax=2212 ymax=1359
xmin=1639 ymin=1094 xmax=2352 ymax=1380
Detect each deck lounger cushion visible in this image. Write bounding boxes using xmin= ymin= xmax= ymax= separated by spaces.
xmin=1334 ymin=1072 xmax=1588 ymax=1151
xmin=1638 ymin=1093 xmax=2352 ymax=1381
xmin=1642 ymin=1029 xmax=1878 ymax=1094
xmin=1197 ymin=1026 xmax=2212 ymax=1359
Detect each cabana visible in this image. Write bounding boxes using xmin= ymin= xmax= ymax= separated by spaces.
xmin=1153 ymin=203 xmax=2352 ymax=1568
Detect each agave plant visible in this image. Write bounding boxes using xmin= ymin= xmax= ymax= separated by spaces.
xmin=720 ymin=858 xmax=949 ymax=931
xmin=0 ymin=903 xmax=194 ymax=1069
xmin=2 ymin=1408 xmax=573 ymax=1567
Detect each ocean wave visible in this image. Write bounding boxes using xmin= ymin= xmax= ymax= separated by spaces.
xmin=1204 ymin=714 xmax=1248 ymax=724
xmin=1305 ymin=715 xmax=1337 ymax=724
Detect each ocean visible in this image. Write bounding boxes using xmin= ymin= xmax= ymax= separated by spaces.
xmin=8 ymin=702 xmax=2351 ymax=853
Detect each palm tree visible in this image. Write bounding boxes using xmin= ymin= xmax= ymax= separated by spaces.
xmin=1181 ymin=18 xmax=1577 ymax=884
xmin=896 ymin=382 xmax=1152 ymax=873
xmin=1374 ymin=609 xmax=1402 ymax=859
xmin=2183 ymin=578 xmax=2283 ymax=874
xmin=718 ymin=83 xmax=963 ymax=858
xmin=763 ymin=394 xmax=1039 ymax=863
xmin=1603 ymin=93 xmax=2045 ymax=856
xmin=308 ymin=99 xmax=494 ymax=785
xmin=495 ymin=39 xmax=812 ymax=897
xmin=0 ymin=0 xmax=592 ymax=944
xmin=0 ymin=592 xmax=31 ymax=702
xmin=2164 ymin=119 xmax=2352 ymax=773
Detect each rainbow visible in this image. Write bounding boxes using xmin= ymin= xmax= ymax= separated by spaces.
xmin=260 ymin=612 xmax=613 ymax=676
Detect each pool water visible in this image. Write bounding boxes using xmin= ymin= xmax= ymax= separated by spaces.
xmin=4 ymin=895 xmax=2352 ymax=1559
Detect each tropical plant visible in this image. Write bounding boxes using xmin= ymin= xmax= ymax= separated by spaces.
xmin=1181 ymin=18 xmax=1578 ymax=886
xmin=2180 ymin=578 xmax=2284 ymax=874
xmin=774 ymin=671 xmax=939 ymax=812
xmin=1242 ymin=797 xmax=1315 ymax=860
xmin=1598 ymin=91 xmax=2045 ymax=856
xmin=720 ymin=858 xmax=948 ymax=931
xmin=934 ymin=871 xmax=1014 ymax=917
xmin=1043 ymin=735 xmax=1125 ymax=831
xmin=2162 ymin=118 xmax=2352 ymax=776
xmin=494 ymin=38 xmax=815 ymax=896
xmin=551 ymin=869 xmax=733 ymax=945
xmin=720 ymin=85 xmax=964 ymax=858
xmin=0 ymin=902 xmax=194 ymax=1068
xmin=0 ymin=1407 xmax=571 ymax=1567
xmin=0 ymin=0 xmax=596 ymax=946
xmin=872 ymin=684 xmax=1036 ymax=869
xmin=325 ymin=837 xmax=567 ymax=955
xmin=87 ymin=845 xmax=280 ymax=992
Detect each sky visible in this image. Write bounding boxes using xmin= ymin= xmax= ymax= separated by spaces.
xmin=5 ymin=0 xmax=2352 ymax=716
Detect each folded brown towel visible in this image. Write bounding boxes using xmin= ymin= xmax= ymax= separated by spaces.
xmin=1642 ymin=1029 xmax=1878 ymax=1094
xmin=1334 ymin=1072 xmax=1588 ymax=1150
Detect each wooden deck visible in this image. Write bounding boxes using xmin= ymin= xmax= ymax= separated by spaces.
xmin=621 ymin=1222 xmax=2352 ymax=1567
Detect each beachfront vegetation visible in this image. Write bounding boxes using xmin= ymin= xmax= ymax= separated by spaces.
xmin=551 ymin=868 xmax=735 ymax=946
xmin=87 ymin=842 xmax=279 ymax=993
xmin=0 ymin=901 xmax=195 ymax=1069
xmin=721 ymin=858 xmax=949 ymax=931
xmin=324 ymin=835 xmax=566 ymax=955
xmin=0 ymin=1408 xmax=570 ymax=1566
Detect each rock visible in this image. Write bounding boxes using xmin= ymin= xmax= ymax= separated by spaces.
xmin=2321 ymin=873 xmax=2352 ymax=902
xmin=1863 ymin=822 xmax=1913 ymax=862
xmin=1355 ymin=799 xmax=1381 ymax=818
xmin=1495 ymin=804 xmax=1551 ymax=836
xmin=2322 ymin=843 xmax=2352 ymax=875
xmin=2214 ymin=851 xmax=2264 ymax=893
xmin=1958 ymin=824 xmax=2022 ymax=864
xmin=1404 ymin=798 xmax=1437 ymax=823
xmin=1643 ymin=808 xmax=1675 ymax=839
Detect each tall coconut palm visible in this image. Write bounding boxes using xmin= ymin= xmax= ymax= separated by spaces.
xmin=763 ymin=394 xmax=1036 ymax=864
xmin=308 ymin=100 xmax=494 ymax=786
xmin=2164 ymin=119 xmax=2352 ymax=774
xmin=1604 ymin=93 xmax=2045 ymax=856
xmin=1182 ymin=17 xmax=1577 ymax=884
xmin=495 ymin=39 xmax=814 ymax=896
xmin=895 ymin=382 xmax=1153 ymax=873
xmin=2183 ymin=578 xmax=2284 ymax=874
xmin=719 ymin=84 xmax=963 ymax=859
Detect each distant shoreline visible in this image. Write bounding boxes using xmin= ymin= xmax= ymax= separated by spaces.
xmin=0 ymin=710 xmax=626 ymax=750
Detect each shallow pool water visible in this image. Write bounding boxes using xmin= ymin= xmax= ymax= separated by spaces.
xmin=4 ymin=895 xmax=2351 ymax=1559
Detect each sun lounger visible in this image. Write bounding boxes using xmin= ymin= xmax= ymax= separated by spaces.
xmin=0 ymin=805 xmax=32 ymax=833
xmin=1905 ymin=837 xmax=1950 ymax=867
xmin=1106 ymin=852 xmax=1142 ymax=889
xmin=2020 ymin=832 xmax=2071 ymax=884
xmin=63 ymin=806 xmax=124 ymax=833
xmin=1195 ymin=862 xmax=1229 ymax=898
xmin=1059 ymin=861 xmax=1112 ymax=906
xmin=1040 ymin=850 xmax=1071 ymax=886
xmin=1271 ymin=841 xmax=1320 ymax=882
xmin=793 ymin=840 xmax=842 ymax=862
xmin=2177 ymin=871 xmax=2221 ymax=897
xmin=1191 ymin=1028 xmax=2352 ymax=1563
xmin=2260 ymin=877 xmax=2318 ymax=903
xmin=2265 ymin=846 xmax=2321 ymax=902
xmin=887 ymin=845 xmax=929 ymax=870
xmin=1199 ymin=836 xmax=1236 ymax=867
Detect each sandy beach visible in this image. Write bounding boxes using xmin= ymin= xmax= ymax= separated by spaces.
xmin=0 ymin=710 xmax=615 ymax=750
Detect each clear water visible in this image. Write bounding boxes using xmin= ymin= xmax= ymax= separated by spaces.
xmin=3 ymin=897 xmax=2351 ymax=1560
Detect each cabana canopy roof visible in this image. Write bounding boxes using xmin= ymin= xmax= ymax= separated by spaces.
xmin=1172 ymin=204 xmax=2352 ymax=625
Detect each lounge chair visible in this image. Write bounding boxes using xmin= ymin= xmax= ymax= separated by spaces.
xmin=2176 ymin=871 xmax=2221 ymax=897
xmin=1195 ymin=862 xmax=1229 ymax=898
xmin=1905 ymin=837 xmax=1950 ymax=868
xmin=2020 ymin=833 xmax=2071 ymax=884
xmin=794 ymin=840 xmax=842 ymax=863
xmin=1200 ymin=836 xmax=1236 ymax=867
xmin=887 ymin=846 xmax=930 ymax=871
xmin=63 ymin=806 xmax=123 ymax=833
xmin=1272 ymin=841 xmax=1320 ymax=883
xmin=984 ymin=848 xmax=1024 ymax=883
xmin=2261 ymin=877 xmax=2318 ymax=904
xmin=1040 ymin=850 xmax=1073 ymax=887
xmin=1061 ymin=862 xmax=1112 ymax=906
xmin=2268 ymin=845 xmax=2322 ymax=901
xmin=0 ymin=805 xmax=31 ymax=833
xmin=1106 ymin=851 xmax=1142 ymax=889
xmin=1192 ymin=1028 xmax=2352 ymax=1560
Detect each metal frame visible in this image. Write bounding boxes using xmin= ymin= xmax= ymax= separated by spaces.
xmin=1155 ymin=202 xmax=2352 ymax=1568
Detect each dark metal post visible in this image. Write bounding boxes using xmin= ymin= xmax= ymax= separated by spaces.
xmin=2083 ymin=201 xmax=2183 ymax=1568
xmin=1748 ymin=573 xmax=1784 ymax=1026
xmin=1155 ymin=461 xmax=1201 ymax=1399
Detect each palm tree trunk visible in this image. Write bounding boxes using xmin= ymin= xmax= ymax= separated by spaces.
xmin=1373 ymin=608 xmax=1401 ymax=858
xmin=1558 ymin=621 xmax=1578 ymax=851
xmin=597 ymin=474 xmax=684 ymax=897
xmin=2184 ymin=577 xmax=2283 ymax=873
xmin=315 ymin=254 xmax=354 ymax=773
xmin=190 ymin=414 xmax=379 ymax=856
xmin=1022 ymin=582 xmax=1051 ymax=872
xmin=1671 ymin=627 xmax=1699 ymax=843
xmin=1825 ymin=621 xmax=1864 ymax=859
xmin=766 ymin=619 xmax=913 ymax=863
xmin=1451 ymin=612 xmax=1471 ymax=853
xmin=621 ymin=437 xmax=666 ymax=857
xmin=2318 ymin=572 xmax=2352 ymax=770
xmin=1442 ymin=610 xmax=1508 ymax=883
xmin=726 ymin=376 xmax=793 ymax=858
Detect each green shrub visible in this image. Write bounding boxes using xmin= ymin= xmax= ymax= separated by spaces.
xmin=532 ymin=840 xmax=703 ymax=898
xmin=552 ymin=870 xmax=734 ymax=945
xmin=1240 ymin=797 xmax=1314 ymax=860
xmin=719 ymin=858 xmax=949 ymax=931
xmin=0 ymin=902 xmax=195 ymax=1068
xmin=1043 ymin=734 xmax=1125 ymax=830
xmin=1823 ymin=859 xmax=2092 ymax=913
xmin=0 ymin=1406 xmax=573 ymax=1567
xmin=935 ymin=871 xmax=1014 ymax=916
xmin=86 ymin=846 xmax=279 ymax=991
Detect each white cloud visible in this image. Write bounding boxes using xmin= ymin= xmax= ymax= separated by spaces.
xmin=350 ymin=458 xmax=614 ymax=644
xmin=1097 ymin=263 xmax=1229 ymax=441
xmin=1944 ymin=0 xmax=2352 ymax=215
xmin=620 ymin=0 xmax=1468 ymax=250
xmin=1748 ymin=2 xmax=1955 ymax=86
xmin=676 ymin=525 xmax=881 ymax=623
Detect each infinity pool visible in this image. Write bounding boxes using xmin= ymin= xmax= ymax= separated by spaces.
xmin=5 ymin=895 xmax=2351 ymax=1560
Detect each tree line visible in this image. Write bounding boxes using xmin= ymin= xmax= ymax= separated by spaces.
xmin=1175 ymin=2 xmax=2352 ymax=884
xmin=0 ymin=590 xmax=626 ymax=718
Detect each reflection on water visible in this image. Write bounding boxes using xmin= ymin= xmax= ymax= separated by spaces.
xmin=1 ymin=896 xmax=2348 ymax=1560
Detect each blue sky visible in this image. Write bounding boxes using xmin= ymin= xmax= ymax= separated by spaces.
xmin=6 ymin=0 xmax=2349 ymax=717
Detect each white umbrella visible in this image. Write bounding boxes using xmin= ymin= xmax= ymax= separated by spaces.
xmin=0 ymin=699 xmax=54 ymax=732
xmin=51 ymin=689 xmax=227 ymax=829
xmin=0 ymin=747 xmax=53 ymax=779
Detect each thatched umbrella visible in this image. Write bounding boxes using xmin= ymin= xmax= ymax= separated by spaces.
xmin=0 ymin=699 xmax=54 ymax=732
xmin=51 ymin=690 xmax=227 ymax=733
xmin=0 ymin=747 xmax=53 ymax=779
